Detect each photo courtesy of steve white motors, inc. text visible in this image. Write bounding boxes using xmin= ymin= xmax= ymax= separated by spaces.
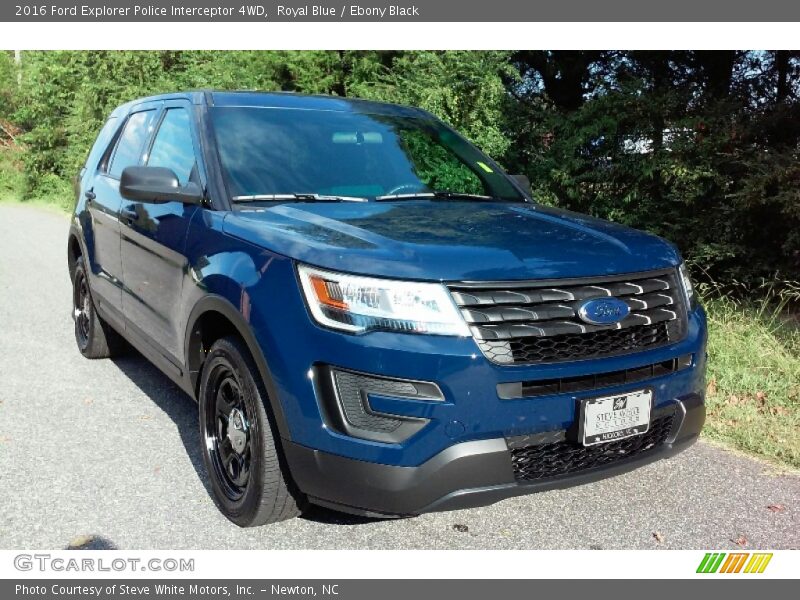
xmin=15 ymin=584 xmax=270 ymax=598
xmin=12 ymin=4 xmax=422 ymax=19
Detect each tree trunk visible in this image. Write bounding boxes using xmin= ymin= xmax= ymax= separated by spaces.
xmin=511 ymin=51 xmax=601 ymax=112
xmin=697 ymin=51 xmax=736 ymax=101
xmin=775 ymin=50 xmax=789 ymax=102
xmin=14 ymin=49 xmax=21 ymax=86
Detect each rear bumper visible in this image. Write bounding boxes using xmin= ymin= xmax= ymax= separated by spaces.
xmin=286 ymin=393 xmax=705 ymax=517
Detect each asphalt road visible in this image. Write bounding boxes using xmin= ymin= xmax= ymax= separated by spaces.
xmin=0 ymin=202 xmax=798 ymax=550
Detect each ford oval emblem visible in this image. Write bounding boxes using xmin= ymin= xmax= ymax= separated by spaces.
xmin=578 ymin=297 xmax=630 ymax=325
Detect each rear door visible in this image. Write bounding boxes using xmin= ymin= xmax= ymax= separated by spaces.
xmin=88 ymin=105 xmax=159 ymax=318
xmin=119 ymin=100 xmax=202 ymax=366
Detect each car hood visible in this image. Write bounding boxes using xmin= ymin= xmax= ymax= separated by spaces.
xmin=222 ymin=201 xmax=680 ymax=281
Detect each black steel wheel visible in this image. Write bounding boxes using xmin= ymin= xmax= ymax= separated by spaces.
xmin=74 ymin=269 xmax=92 ymax=350
xmin=199 ymin=336 xmax=305 ymax=526
xmin=204 ymin=368 xmax=252 ymax=501
xmin=71 ymin=256 xmax=125 ymax=359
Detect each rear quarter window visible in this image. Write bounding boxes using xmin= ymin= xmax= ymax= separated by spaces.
xmin=83 ymin=116 xmax=119 ymax=175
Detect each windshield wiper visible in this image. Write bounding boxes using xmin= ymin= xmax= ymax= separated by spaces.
xmin=232 ymin=193 xmax=368 ymax=203
xmin=374 ymin=191 xmax=495 ymax=202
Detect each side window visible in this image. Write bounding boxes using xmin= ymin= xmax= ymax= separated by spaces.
xmin=147 ymin=108 xmax=197 ymax=186
xmin=108 ymin=110 xmax=156 ymax=179
xmin=84 ymin=116 xmax=118 ymax=174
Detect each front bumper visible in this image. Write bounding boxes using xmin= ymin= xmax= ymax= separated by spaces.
xmin=246 ymin=259 xmax=708 ymax=513
xmin=285 ymin=392 xmax=705 ymax=516
xmin=255 ymin=282 xmax=707 ymax=468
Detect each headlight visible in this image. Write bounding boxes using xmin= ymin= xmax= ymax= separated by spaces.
xmin=298 ymin=264 xmax=470 ymax=336
xmin=678 ymin=262 xmax=697 ymax=309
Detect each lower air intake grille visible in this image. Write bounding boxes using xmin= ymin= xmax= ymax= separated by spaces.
xmin=497 ymin=354 xmax=693 ymax=399
xmin=509 ymin=412 xmax=676 ymax=482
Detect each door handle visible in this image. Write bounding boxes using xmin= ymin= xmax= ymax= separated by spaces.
xmin=120 ymin=207 xmax=139 ymax=222
xmin=84 ymin=189 xmax=96 ymax=202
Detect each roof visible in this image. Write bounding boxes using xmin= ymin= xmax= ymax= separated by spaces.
xmin=114 ymin=90 xmax=427 ymax=118
xmin=212 ymin=91 xmax=426 ymax=117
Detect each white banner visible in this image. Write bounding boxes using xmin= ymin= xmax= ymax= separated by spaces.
xmin=0 ymin=22 xmax=799 ymax=50
xmin=0 ymin=550 xmax=795 ymax=580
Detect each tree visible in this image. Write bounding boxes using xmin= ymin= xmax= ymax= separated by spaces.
xmin=1 ymin=50 xmax=797 ymax=284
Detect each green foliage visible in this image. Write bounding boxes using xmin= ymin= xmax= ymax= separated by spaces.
xmin=7 ymin=51 xmax=512 ymax=199
xmin=0 ymin=148 xmax=24 ymax=201
xmin=508 ymin=50 xmax=800 ymax=285
xmin=351 ymin=51 xmax=515 ymax=160
xmin=0 ymin=50 xmax=798 ymax=285
xmin=398 ymin=129 xmax=484 ymax=194
xmin=15 ymin=51 xmax=197 ymax=188
xmin=0 ymin=51 xmax=18 ymax=119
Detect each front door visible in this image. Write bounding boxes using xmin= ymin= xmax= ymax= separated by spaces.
xmin=119 ymin=102 xmax=202 ymax=366
xmin=87 ymin=108 xmax=158 ymax=317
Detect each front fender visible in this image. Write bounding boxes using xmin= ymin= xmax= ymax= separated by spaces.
xmin=183 ymin=210 xmax=298 ymax=440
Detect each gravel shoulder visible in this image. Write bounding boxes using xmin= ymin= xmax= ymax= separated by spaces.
xmin=0 ymin=203 xmax=797 ymax=550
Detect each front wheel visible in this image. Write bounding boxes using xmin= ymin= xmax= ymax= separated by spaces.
xmin=199 ymin=336 xmax=306 ymax=526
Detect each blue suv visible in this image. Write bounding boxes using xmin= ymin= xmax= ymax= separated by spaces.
xmin=68 ymin=91 xmax=707 ymax=527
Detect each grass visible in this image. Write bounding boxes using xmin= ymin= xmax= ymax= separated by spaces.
xmin=1 ymin=151 xmax=798 ymax=467
xmin=701 ymin=281 xmax=800 ymax=468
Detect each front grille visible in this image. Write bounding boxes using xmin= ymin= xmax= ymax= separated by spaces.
xmin=509 ymin=412 xmax=676 ymax=482
xmin=449 ymin=270 xmax=686 ymax=364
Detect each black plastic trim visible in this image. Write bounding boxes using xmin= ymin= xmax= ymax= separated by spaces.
xmin=285 ymin=437 xmax=515 ymax=516
xmin=497 ymin=354 xmax=693 ymax=399
xmin=196 ymin=94 xmax=231 ymax=211
xmin=422 ymin=433 xmax=697 ymax=514
xmin=285 ymin=393 xmax=705 ymax=517
xmin=313 ymin=365 xmax=443 ymax=444
xmin=183 ymin=294 xmax=292 ymax=440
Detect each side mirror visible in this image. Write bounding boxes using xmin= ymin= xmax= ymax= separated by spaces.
xmin=510 ymin=175 xmax=533 ymax=196
xmin=119 ymin=166 xmax=204 ymax=205
xmin=510 ymin=174 xmax=532 ymax=196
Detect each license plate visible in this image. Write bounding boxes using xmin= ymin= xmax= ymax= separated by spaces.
xmin=581 ymin=390 xmax=652 ymax=446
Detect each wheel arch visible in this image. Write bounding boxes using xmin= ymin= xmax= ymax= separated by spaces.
xmin=67 ymin=227 xmax=84 ymax=282
xmin=184 ymin=294 xmax=292 ymax=441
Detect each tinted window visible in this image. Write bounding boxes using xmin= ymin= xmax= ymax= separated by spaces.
xmin=209 ymin=107 xmax=523 ymax=202
xmin=108 ymin=110 xmax=156 ymax=178
xmin=84 ymin=116 xmax=118 ymax=173
xmin=147 ymin=108 xmax=196 ymax=186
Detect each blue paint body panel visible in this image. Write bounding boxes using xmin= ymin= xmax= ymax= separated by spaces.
xmin=222 ymin=201 xmax=682 ymax=281
xmin=180 ymin=208 xmax=706 ymax=467
xmin=69 ymin=90 xmax=708 ymax=504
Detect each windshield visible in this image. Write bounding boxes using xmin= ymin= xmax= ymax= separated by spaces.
xmin=208 ymin=107 xmax=525 ymax=203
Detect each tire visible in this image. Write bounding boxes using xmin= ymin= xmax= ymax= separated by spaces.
xmin=199 ymin=336 xmax=306 ymax=526
xmin=72 ymin=256 xmax=125 ymax=359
